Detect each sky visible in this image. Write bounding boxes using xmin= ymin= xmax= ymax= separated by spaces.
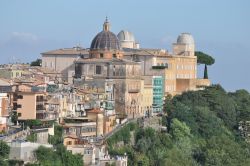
xmin=0 ymin=0 xmax=249 ymax=92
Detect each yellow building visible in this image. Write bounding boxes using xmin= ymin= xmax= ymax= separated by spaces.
xmin=122 ymin=32 xmax=210 ymax=97
xmin=141 ymin=81 xmax=153 ymax=116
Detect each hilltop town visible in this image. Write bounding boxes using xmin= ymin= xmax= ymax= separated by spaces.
xmin=0 ymin=18 xmax=212 ymax=165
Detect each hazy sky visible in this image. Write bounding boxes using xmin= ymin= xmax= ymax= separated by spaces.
xmin=0 ymin=0 xmax=249 ymax=91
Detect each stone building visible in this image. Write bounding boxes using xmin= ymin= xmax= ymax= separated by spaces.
xmin=75 ymin=18 xmax=144 ymax=119
xmin=41 ymin=47 xmax=89 ymax=83
xmin=41 ymin=18 xmax=210 ymax=115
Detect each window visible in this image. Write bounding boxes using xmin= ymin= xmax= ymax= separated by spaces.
xmin=100 ymin=53 xmax=103 ymax=58
xmin=96 ymin=65 xmax=102 ymax=75
xmin=18 ymin=113 xmax=22 ymax=117
xmin=113 ymin=65 xmax=116 ymax=76
xmin=18 ymin=95 xmax=23 ymax=99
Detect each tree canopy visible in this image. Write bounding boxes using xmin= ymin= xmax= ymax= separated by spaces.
xmin=195 ymin=51 xmax=215 ymax=79
xmin=107 ymin=85 xmax=250 ymax=166
xmin=32 ymin=145 xmax=83 ymax=166
xmin=0 ymin=141 xmax=10 ymax=166
xmin=195 ymin=51 xmax=215 ymax=65
xmin=30 ymin=59 xmax=42 ymax=66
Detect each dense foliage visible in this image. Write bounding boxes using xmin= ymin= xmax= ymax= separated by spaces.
xmin=48 ymin=125 xmax=63 ymax=146
xmin=24 ymin=124 xmax=81 ymax=166
xmin=0 ymin=141 xmax=10 ymax=166
xmin=30 ymin=145 xmax=83 ymax=166
xmin=108 ymin=85 xmax=250 ymax=165
xmin=26 ymin=132 xmax=37 ymax=142
xmin=30 ymin=59 xmax=42 ymax=66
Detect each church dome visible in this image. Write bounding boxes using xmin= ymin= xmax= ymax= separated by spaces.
xmin=117 ymin=30 xmax=135 ymax=42
xmin=90 ymin=18 xmax=120 ymax=50
xmin=177 ymin=33 xmax=194 ymax=45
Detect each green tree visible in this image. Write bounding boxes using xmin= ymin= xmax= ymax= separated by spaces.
xmin=10 ymin=112 xmax=18 ymax=124
xmin=206 ymin=134 xmax=250 ymax=166
xmin=49 ymin=125 xmax=63 ymax=146
xmin=26 ymin=132 xmax=37 ymax=142
xmin=34 ymin=145 xmax=83 ymax=166
xmin=0 ymin=141 xmax=10 ymax=166
xmin=229 ymin=89 xmax=250 ymax=121
xmin=0 ymin=141 xmax=10 ymax=158
xmin=0 ymin=158 xmax=8 ymax=166
xmin=134 ymin=153 xmax=150 ymax=166
xmin=204 ymin=64 xmax=208 ymax=79
xmin=164 ymin=147 xmax=198 ymax=166
xmin=170 ymin=118 xmax=191 ymax=141
xmin=30 ymin=59 xmax=42 ymax=66
xmin=195 ymin=51 xmax=215 ymax=79
xmin=56 ymin=145 xmax=83 ymax=166
xmin=24 ymin=119 xmax=42 ymax=128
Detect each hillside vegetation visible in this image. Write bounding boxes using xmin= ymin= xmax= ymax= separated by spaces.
xmin=107 ymin=85 xmax=250 ymax=166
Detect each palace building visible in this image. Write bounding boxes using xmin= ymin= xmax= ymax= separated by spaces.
xmin=41 ymin=18 xmax=210 ymax=117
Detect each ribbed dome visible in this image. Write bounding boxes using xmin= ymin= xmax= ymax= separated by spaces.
xmin=90 ymin=18 xmax=120 ymax=50
xmin=117 ymin=30 xmax=135 ymax=42
xmin=90 ymin=31 xmax=120 ymax=50
xmin=177 ymin=33 xmax=194 ymax=45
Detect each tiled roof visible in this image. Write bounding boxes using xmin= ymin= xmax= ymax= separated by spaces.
xmin=88 ymin=108 xmax=103 ymax=114
xmin=76 ymin=57 xmax=139 ymax=64
xmin=41 ymin=47 xmax=89 ymax=55
xmin=123 ymin=48 xmax=168 ymax=56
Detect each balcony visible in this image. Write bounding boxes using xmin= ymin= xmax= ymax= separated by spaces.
xmin=36 ymin=96 xmax=46 ymax=102
xmin=128 ymin=89 xmax=140 ymax=93
xmin=48 ymin=107 xmax=59 ymax=112
xmin=36 ymin=105 xmax=46 ymax=113
xmin=152 ymin=64 xmax=168 ymax=69
xmin=36 ymin=109 xmax=46 ymax=114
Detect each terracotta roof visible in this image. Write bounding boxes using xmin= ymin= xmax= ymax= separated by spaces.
xmin=88 ymin=108 xmax=103 ymax=114
xmin=41 ymin=47 xmax=89 ymax=55
xmin=123 ymin=48 xmax=168 ymax=56
xmin=64 ymin=135 xmax=79 ymax=139
xmin=76 ymin=57 xmax=139 ymax=65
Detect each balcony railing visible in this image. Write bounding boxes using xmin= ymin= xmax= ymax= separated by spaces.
xmin=128 ymin=89 xmax=140 ymax=93
xmin=152 ymin=65 xmax=168 ymax=69
xmin=36 ymin=109 xmax=46 ymax=113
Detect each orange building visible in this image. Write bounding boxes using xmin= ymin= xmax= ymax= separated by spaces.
xmin=10 ymin=83 xmax=47 ymax=120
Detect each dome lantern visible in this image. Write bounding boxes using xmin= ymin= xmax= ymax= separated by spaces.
xmin=103 ymin=17 xmax=110 ymax=32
